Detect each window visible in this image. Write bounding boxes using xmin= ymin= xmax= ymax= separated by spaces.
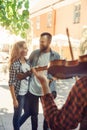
xmin=36 ymin=16 xmax=40 ymax=30
xmin=73 ymin=3 xmax=81 ymax=24
xmin=47 ymin=11 xmax=52 ymax=27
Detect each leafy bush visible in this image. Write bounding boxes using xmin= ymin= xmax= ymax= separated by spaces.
xmin=0 ymin=0 xmax=30 ymax=38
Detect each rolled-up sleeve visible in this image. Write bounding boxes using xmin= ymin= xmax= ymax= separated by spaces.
xmin=41 ymin=94 xmax=61 ymax=130
xmin=8 ymin=64 xmax=16 ymax=87
xmin=41 ymin=77 xmax=87 ymax=130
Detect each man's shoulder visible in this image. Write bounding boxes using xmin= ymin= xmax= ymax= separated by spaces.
xmin=29 ymin=49 xmax=40 ymax=61
xmin=51 ymin=50 xmax=60 ymax=56
xmin=31 ymin=49 xmax=40 ymax=55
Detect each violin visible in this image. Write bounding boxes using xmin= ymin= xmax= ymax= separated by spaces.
xmin=17 ymin=54 xmax=87 ymax=80
xmin=48 ymin=54 xmax=87 ymax=79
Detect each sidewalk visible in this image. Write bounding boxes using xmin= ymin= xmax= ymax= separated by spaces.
xmin=0 ymin=77 xmax=80 ymax=130
xmin=0 ymin=113 xmax=44 ymax=130
xmin=0 ymin=79 xmax=44 ymax=130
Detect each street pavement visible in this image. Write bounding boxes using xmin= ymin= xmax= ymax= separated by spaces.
xmin=0 ymin=73 xmax=80 ymax=130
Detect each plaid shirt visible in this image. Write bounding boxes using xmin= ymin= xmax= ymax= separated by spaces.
xmin=41 ymin=76 xmax=87 ymax=130
xmin=8 ymin=60 xmax=30 ymax=97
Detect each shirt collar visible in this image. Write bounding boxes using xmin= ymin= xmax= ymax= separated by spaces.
xmin=40 ymin=48 xmax=54 ymax=55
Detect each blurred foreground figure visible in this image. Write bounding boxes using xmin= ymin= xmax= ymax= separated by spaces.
xmin=32 ymin=68 xmax=87 ymax=130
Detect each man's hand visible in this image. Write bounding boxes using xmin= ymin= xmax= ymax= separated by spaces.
xmin=52 ymin=76 xmax=57 ymax=81
xmin=52 ymin=91 xmax=57 ymax=99
xmin=17 ymin=71 xmax=32 ymax=80
xmin=17 ymin=73 xmax=25 ymax=80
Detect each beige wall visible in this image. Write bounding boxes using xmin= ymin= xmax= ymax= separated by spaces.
xmin=31 ymin=0 xmax=87 ymax=39
xmin=80 ymin=0 xmax=87 ymax=26
xmin=55 ymin=4 xmax=81 ymax=39
xmin=31 ymin=10 xmax=56 ymax=37
xmin=55 ymin=0 xmax=87 ymax=39
xmin=31 ymin=0 xmax=87 ymax=59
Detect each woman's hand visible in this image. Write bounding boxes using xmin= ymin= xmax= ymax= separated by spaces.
xmin=13 ymin=99 xmax=19 ymax=108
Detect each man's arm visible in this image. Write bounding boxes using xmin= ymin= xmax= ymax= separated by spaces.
xmin=17 ymin=70 xmax=32 ymax=80
xmin=32 ymin=68 xmax=87 ymax=130
xmin=28 ymin=51 xmax=35 ymax=65
xmin=28 ymin=49 xmax=39 ymax=65
xmin=48 ymin=51 xmax=60 ymax=98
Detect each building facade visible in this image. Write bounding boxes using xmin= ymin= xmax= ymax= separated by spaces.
xmin=30 ymin=0 xmax=87 ymax=60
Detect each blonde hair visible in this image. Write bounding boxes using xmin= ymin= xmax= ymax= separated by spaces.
xmin=9 ymin=41 xmax=26 ymax=67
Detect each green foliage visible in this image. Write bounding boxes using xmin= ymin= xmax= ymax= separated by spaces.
xmin=0 ymin=0 xmax=30 ymax=38
xmin=80 ymin=27 xmax=87 ymax=55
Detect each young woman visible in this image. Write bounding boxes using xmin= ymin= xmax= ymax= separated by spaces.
xmin=8 ymin=41 xmax=30 ymax=130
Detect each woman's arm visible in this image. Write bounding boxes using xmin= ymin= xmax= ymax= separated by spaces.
xmin=10 ymin=86 xmax=18 ymax=108
xmin=9 ymin=64 xmax=18 ymax=108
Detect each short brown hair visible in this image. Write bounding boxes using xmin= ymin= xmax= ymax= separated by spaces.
xmin=40 ymin=32 xmax=52 ymax=42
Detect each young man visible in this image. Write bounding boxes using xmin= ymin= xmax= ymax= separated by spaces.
xmin=19 ymin=32 xmax=60 ymax=130
xmin=32 ymin=68 xmax=87 ymax=130
xmin=28 ymin=32 xmax=60 ymax=130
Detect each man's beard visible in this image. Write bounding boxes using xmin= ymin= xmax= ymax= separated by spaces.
xmin=40 ymin=46 xmax=48 ymax=52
